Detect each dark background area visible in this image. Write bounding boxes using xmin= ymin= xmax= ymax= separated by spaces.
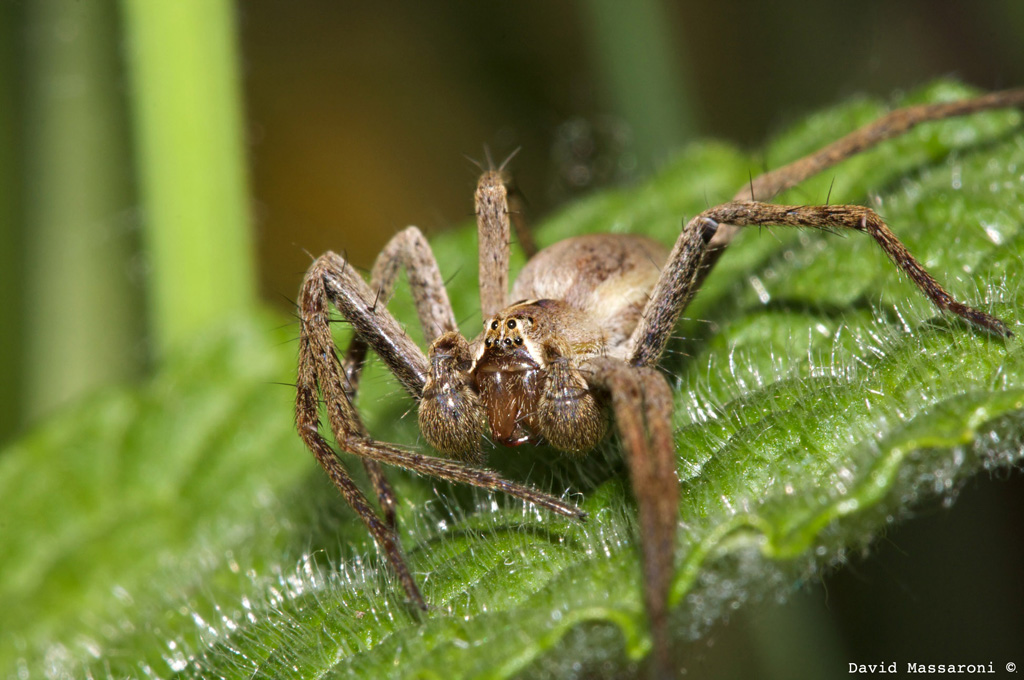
xmin=240 ymin=1 xmax=1024 ymax=304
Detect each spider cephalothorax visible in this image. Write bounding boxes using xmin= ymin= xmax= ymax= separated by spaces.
xmin=431 ymin=298 xmax=610 ymax=454
xmin=296 ymin=88 xmax=1022 ymax=672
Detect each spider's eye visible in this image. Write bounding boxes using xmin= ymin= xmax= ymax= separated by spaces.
xmin=485 ymin=339 xmax=491 ymax=347
xmin=514 ymin=337 xmax=523 ymax=345
xmin=490 ymin=320 xmax=499 ymax=330
xmin=507 ymin=319 xmax=516 ymax=329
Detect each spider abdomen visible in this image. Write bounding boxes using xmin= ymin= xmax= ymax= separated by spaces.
xmin=511 ymin=234 xmax=668 ymax=352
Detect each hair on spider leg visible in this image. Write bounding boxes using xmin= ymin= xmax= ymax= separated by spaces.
xmin=271 ymin=308 xmax=314 ymax=346
xmin=497 ymin=146 xmax=522 ymax=173
xmin=272 ymin=327 xmax=305 ymax=349
xmin=462 ymin=152 xmax=485 ymax=173
xmin=453 ymin=311 xmax=479 ymax=331
xmin=278 ymin=291 xmax=302 ymax=314
xmin=440 ymin=265 xmax=465 ymax=291
xmin=267 ymin=380 xmax=300 ymax=390
xmin=366 ymin=283 xmax=389 ymax=314
xmin=651 ymin=342 xmax=695 ymax=363
xmin=463 ymin=144 xmax=520 ymax=176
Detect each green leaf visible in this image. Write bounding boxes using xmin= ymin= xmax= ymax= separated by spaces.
xmin=2 ymin=81 xmax=1022 ymax=679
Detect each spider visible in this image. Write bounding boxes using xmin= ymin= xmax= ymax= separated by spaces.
xmin=296 ymin=88 xmax=1022 ymax=669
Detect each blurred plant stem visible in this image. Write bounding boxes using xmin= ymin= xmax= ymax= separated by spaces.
xmin=579 ymin=0 xmax=697 ymax=170
xmin=21 ymin=1 xmax=142 ymax=428
xmin=0 ymin=3 xmax=21 ymax=441
xmin=120 ymin=0 xmax=255 ymax=358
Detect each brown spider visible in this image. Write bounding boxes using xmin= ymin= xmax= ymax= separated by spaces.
xmin=296 ymin=88 xmax=1022 ymax=669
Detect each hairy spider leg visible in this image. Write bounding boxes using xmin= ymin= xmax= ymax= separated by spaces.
xmin=336 ymin=227 xmax=458 ymax=527
xmin=618 ymin=88 xmax=1022 ymax=673
xmin=298 ymin=251 xmax=587 ymax=608
xmin=584 ymin=357 xmax=678 ymax=672
xmin=697 ymin=88 xmax=1024 ymax=292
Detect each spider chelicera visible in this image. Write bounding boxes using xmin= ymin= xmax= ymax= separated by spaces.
xmin=296 ymin=88 xmax=1021 ymax=668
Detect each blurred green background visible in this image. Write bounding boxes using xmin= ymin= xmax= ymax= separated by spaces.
xmin=1 ymin=1 xmax=1022 ymax=677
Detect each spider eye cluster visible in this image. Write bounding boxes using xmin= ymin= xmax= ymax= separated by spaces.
xmin=484 ymin=314 xmax=532 ymax=350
